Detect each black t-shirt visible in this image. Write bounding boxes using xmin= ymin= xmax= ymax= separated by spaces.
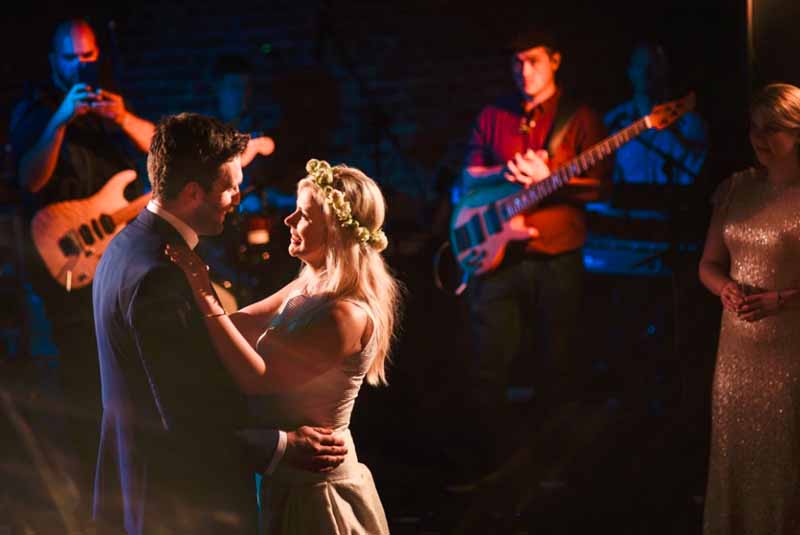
xmin=9 ymin=81 xmax=142 ymax=218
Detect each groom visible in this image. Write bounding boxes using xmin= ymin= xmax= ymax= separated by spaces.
xmin=92 ymin=113 xmax=346 ymax=534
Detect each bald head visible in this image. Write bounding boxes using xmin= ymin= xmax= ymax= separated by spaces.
xmin=52 ymin=19 xmax=96 ymax=54
xmin=49 ymin=19 xmax=99 ymax=91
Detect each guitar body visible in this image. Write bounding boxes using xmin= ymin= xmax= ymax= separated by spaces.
xmin=450 ymin=182 xmax=533 ymax=277
xmin=31 ymin=169 xmax=145 ymax=290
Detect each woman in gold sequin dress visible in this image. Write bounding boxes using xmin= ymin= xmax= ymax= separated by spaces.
xmin=699 ymin=83 xmax=800 ymax=534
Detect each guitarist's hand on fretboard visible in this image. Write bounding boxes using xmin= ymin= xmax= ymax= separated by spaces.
xmin=505 ymin=149 xmax=551 ymax=187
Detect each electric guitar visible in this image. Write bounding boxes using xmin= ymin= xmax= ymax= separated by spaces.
xmin=31 ymin=169 xmax=151 ymax=290
xmin=449 ymin=92 xmax=695 ymax=281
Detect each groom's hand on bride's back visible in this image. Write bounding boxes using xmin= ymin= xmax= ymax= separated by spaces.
xmin=285 ymin=426 xmax=347 ymax=472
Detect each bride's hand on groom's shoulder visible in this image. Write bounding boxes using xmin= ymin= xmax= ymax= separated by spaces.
xmin=285 ymin=426 xmax=348 ymax=473
xmin=165 ymin=243 xmax=211 ymax=288
xmin=165 ymin=243 xmax=222 ymax=314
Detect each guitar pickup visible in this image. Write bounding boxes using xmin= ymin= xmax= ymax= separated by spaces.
xmin=100 ymin=214 xmax=115 ymax=234
xmin=483 ymin=203 xmax=502 ymax=235
xmin=91 ymin=219 xmax=104 ymax=240
xmin=454 ymin=225 xmax=471 ymax=252
xmin=79 ymin=224 xmax=95 ymax=245
xmin=465 ymin=215 xmax=485 ymax=247
xmin=58 ymin=235 xmax=81 ymax=257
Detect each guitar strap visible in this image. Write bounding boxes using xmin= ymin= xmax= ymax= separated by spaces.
xmin=543 ymin=95 xmax=579 ymax=157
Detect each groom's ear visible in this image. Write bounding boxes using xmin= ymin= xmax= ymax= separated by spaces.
xmin=178 ymin=181 xmax=204 ymax=206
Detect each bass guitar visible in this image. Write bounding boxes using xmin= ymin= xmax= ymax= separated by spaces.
xmin=31 ymin=169 xmax=150 ymax=291
xmin=449 ymin=92 xmax=696 ymax=285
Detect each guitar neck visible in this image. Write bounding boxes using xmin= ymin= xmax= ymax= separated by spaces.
xmin=112 ymin=192 xmax=152 ymax=225
xmin=501 ymin=116 xmax=651 ymax=217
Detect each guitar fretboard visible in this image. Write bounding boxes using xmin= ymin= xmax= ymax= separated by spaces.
xmin=499 ymin=116 xmax=651 ymax=220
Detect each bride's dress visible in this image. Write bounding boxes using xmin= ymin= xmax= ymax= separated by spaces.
xmin=250 ymin=292 xmax=389 ymax=535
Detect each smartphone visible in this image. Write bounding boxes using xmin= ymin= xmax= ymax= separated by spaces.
xmin=76 ymin=60 xmax=100 ymax=88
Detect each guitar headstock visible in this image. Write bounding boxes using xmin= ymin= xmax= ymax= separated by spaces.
xmin=648 ymin=92 xmax=696 ymax=130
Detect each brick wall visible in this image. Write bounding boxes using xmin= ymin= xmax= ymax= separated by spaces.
xmin=109 ymin=0 xmax=518 ymax=204
xmin=3 ymin=0 xmax=750 ymax=214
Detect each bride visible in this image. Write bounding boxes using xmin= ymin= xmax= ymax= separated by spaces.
xmin=166 ymin=159 xmax=401 ymax=534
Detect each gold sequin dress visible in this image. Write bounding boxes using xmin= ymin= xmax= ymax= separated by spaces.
xmin=704 ymin=168 xmax=800 ymax=534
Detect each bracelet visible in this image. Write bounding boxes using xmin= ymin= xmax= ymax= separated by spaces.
xmin=205 ymin=311 xmax=227 ymax=318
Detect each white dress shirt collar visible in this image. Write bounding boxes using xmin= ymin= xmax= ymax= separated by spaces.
xmin=146 ymin=200 xmax=199 ymax=250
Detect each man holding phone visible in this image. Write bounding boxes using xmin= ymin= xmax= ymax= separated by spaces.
xmin=9 ymin=18 xmax=155 ymax=528
xmin=13 ymin=18 xmax=154 ymax=197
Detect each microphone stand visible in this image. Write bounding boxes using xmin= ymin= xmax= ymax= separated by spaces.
xmin=618 ymin=104 xmax=706 ymax=413
xmin=628 ymin=132 xmax=701 ymax=183
xmin=630 ymin=154 xmax=695 ymax=414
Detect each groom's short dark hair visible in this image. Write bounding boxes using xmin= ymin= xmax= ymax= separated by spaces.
xmin=148 ymin=112 xmax=249 ymax=200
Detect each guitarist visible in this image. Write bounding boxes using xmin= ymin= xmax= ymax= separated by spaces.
xmin=8 ymin=18 xmax=155 ymax=525
xmin=458 ymin=29 xmax=612 ymax=474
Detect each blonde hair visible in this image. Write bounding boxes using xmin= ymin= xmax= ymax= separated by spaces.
xmin=751 ymin=83 xmax=800 ymax=158
xmin=296 ymin=164 xmax=402 ymax=386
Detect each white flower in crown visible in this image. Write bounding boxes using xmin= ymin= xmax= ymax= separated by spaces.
xmin=325 ymin=189 xmax=351 ymax=223
xmin=337 ymin=204 xmax=353 ymax=222
xmin=328 ymin=189 xmax=346 ymax=209
xmin=356 ymin=226 xmax=371 ymax=243
xmin=370 ymin=229 xmax=388 ymax=252
xmin=306 ymin=158 xmax=320 ymax=172
xmin=306 ymin=158 xmax=333 ymax=186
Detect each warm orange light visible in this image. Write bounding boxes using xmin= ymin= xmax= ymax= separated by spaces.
xmin=248 ymin=229 xmax=270 ymax=245
xmin=245 ymin=215 xmax=270 ymax=245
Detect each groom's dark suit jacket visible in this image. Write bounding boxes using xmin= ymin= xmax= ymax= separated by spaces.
xmin=92 ymin=209 xmax=277 ymax=534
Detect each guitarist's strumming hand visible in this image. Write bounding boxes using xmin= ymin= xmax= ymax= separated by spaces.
xmin=505 ymin=149 xmax=551 ymax=187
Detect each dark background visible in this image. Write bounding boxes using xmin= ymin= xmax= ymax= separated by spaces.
xmin=2 ymin=0 xmax=798 ymax=533
xmin=0 ymin=0 xmax=765 ymax=190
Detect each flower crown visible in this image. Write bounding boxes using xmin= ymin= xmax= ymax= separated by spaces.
xmin=305 ymin=159 xmax=388 ymax=252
